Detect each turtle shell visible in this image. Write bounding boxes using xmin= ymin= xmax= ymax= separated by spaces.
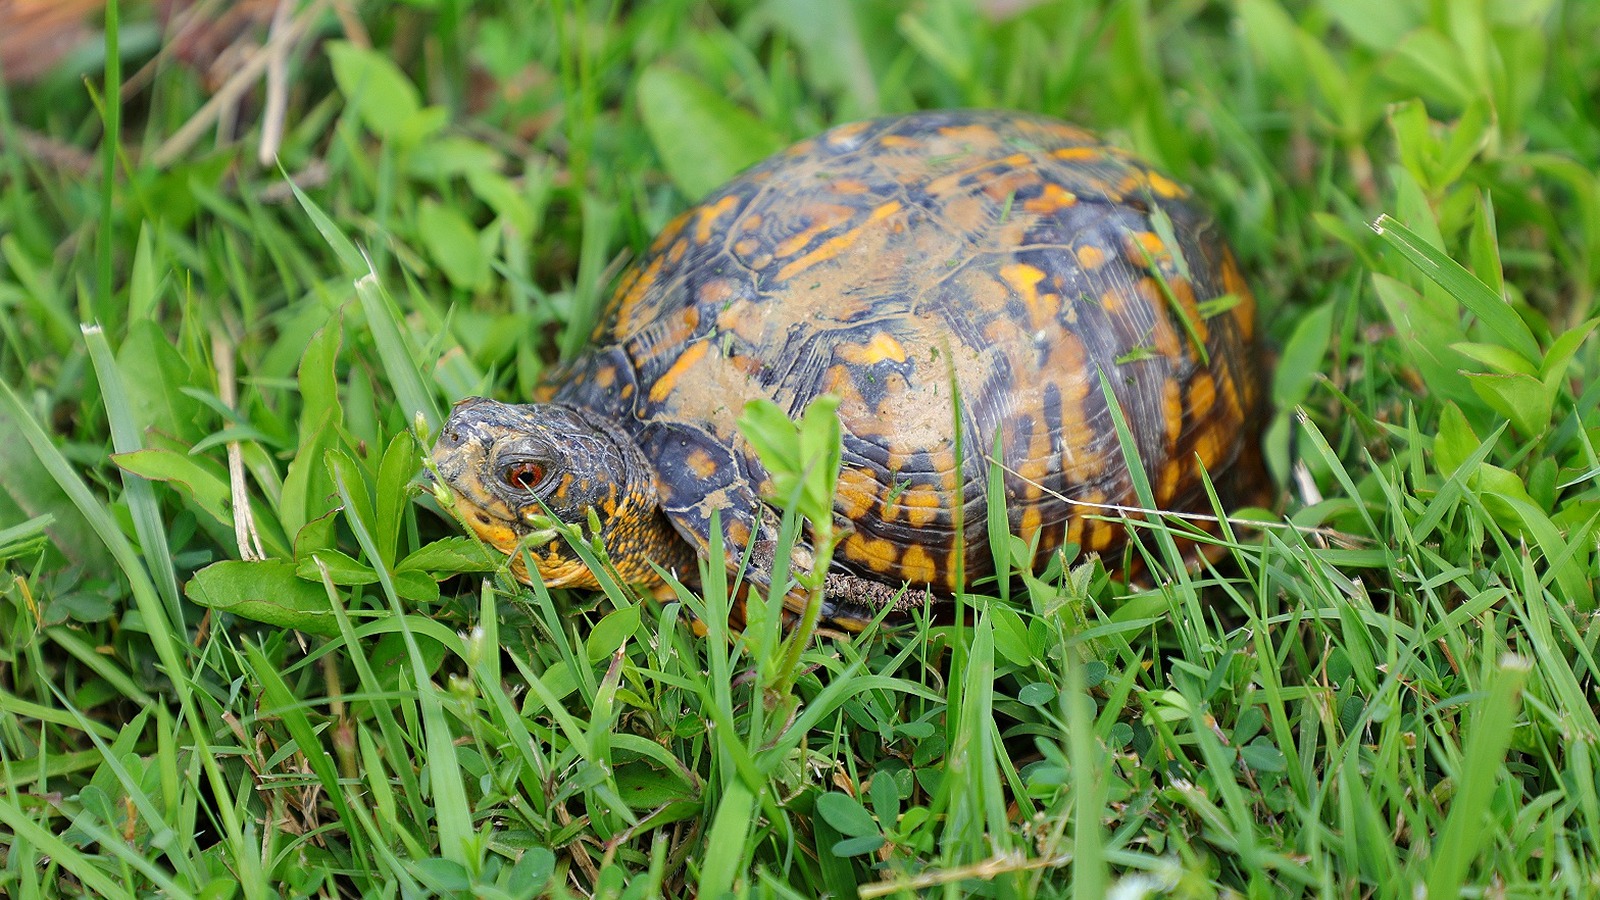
xmin=538 ymin=109 xmax=1266 ymax=601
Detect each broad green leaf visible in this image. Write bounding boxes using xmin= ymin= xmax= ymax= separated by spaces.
xmin=1478 ymin=463 xmax=1546 ymax=542
xmin=297 ymin=318 xmax=343 ymax=434
xmin=1451 ymin=341 xmax=1536 ymax=376
xmin=1370 ymin=274 xmax=1472 ymax=403
xmin=1383 ymin=28 xmax=1476 ymax=109
xmin=113 ymin=449 xmax=232 ymax=527
xmin=466 ymin=169 xmax=535 ymax=237
xmin=1434 ymin=403 xmax=1480 ymax=477
xmin=405 ymin=135 xmax=501 ymax=181
xmin=1541 ymin=319 xmax=1599 ymax=381
xmin=116 ymin=321 xmax=204 ymax=443
xmin=326 ymin=448 xmax=376 ymax=546
xmin=368 ymin=629 xmax=450 ymax=692
xmin=295 ymin=548 xmax=377 ymax=585
xmin=397 ymin=536 xmax=499 ymax=574
xmin=292 ymin=510 xmax=339 ymax=559
xmin=395 ymin=572 xmax=440 ymax=604
xmin=740 ymin=395 xmax=844 ymax=538
xmin=1318 ymin=0 xmax=1418 ymax=51
xmin=738 ymin=400 xmax=801 ymax=479
xmin=868 ymin=770 xmax=901 ymax=825
xmin=185 ymin=559 xmax=343 ymax=636
xmin=613 ymin=761 xmax=695 ymax=811
xmin=327 ymin=41 xmax=422 ymax=142
xmin=1017 ymin=682 xmax=1056 ymax=707
xmin=636 ymin=66 xmax=784 ymax=200
xmin=505 ymin=848 xmax=555 ymax=897
xmin=128 ymin=223 xmax=160 ymax=323
xmin=1272 ymin=300 xmax=1334 ymax=408
xmin=411 ymin=860 xmax=470 ymax=893
xmin=1463 ymin=371 xmax=1551 ymax=437
xmin=797 ymin=394 xmax=844 ymax=525
xmin=417 ymin=198 xmax=489 ymax=292
xmin=990 ymin=604 xmax=1033 ymax=668
xmin=374 ymin=431 xmax=417 ymax=569
xmin=393 ymin=106 xmax=449 ymax=147
xmin=282 ymin=412 xmax=340 ymax=540
xmin=585 ymin=605 xmax=641 ymax=663
xmin=1477 ymin=463 xmax=1537 ymax=508
xmin=1240 ymin=738 xmax=1288 ymax=773
xmin=830 ymin=834 xmax=887 ymax=857
xmin=815 ymin=791 xmax=878 ymax=837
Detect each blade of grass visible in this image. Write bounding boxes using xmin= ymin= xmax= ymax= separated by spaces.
xmin=330 ymin=454 xmax=475 ymax=871
xmin=97 ymin=0 xmax=121 ymax=332
xmin=0 ymin=379 xmax=191 ymax=710
xmin=354 ymin=271 xmax=441 ymax=431
xmin=83 ymin=325 xmax=183 ymax=625
xmin=1371 ymin=213 xmax=1540 ymax=364
xmin=0 ymin=797 xmax=134 ymax=898
xmin=699 ymin=779 xmax=755 ymax=898
xmin=1422 ymin=652 xmax=1530 ymax=896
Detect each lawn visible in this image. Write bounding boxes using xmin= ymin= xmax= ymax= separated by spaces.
xmin=3 ymin=1 xmax=1600 ymax=897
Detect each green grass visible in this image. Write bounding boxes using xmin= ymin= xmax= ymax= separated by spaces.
xmin=3 ymin=0 xmax=1600 ymax=896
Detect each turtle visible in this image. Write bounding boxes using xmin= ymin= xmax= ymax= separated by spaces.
xmin=430 ymin=109 xmax=1269 ymax=630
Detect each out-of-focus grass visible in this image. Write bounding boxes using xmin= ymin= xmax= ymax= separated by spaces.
xmin=2 ymin=1 xmax=1599 ymax=897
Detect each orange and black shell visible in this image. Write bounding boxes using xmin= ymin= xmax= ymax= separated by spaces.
xmin=540 ymin=109 xmax=1264 ymax=607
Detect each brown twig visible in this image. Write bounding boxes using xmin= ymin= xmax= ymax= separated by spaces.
xmin=120 ymin=0 xmax=227 ymax=98
xmin=0 ymin=125 xmax=97 ymax=174
xmin=148 ymin=0 xmax=326 ymax=169
xmin=859 ymin=851 xmax=1073 ymax=898
xmin=256 ymin=0 xmax=293 ymax=165
xmin=211 ymin=330 xmax=266 ymax=561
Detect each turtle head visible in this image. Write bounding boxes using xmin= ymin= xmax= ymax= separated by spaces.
xmin=430 ymin=397 xmax=689 ymax=589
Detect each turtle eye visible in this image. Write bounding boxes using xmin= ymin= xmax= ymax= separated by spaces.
xmin=501 ymin=461 xmax=545 ymax=491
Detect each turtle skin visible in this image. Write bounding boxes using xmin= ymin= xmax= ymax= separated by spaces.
xmin=432 ymin=109 xmax=1268 ymax=629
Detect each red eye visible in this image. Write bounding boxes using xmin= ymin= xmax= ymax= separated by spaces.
xmin=502 ymin=462 xmax=545 ymax=491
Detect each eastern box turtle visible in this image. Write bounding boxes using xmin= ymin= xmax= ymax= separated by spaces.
xmin=432 ymin=109 xmax=1268 ymax=629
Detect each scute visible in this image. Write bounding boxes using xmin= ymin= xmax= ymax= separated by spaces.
xmin=544 ymin=109 xmax=1267 ymax=595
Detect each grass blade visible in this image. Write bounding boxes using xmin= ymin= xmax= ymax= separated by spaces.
xmin=1371 ymin=213 xmax=1540 ymax=364
xmin=83 ymin=324 xmax=183 ymax=625
xmin=1422 ymin=653 xmax=1530 ymax=896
